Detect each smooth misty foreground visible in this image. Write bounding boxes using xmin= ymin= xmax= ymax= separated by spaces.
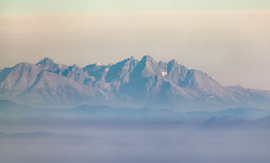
xmin=1 ymin=123 xmax=270 ymax=163
xmin=1 ymin=101 xmax=270 ymax=163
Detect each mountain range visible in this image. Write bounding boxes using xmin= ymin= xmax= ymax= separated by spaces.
xmin=1 ymin=100 xmax=270 ymax=129
xmin=0 ymin=55 xmax=269 ymax=111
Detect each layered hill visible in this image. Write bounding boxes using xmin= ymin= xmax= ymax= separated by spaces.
xmin=0 ymin=56 xmax=269 ymax=111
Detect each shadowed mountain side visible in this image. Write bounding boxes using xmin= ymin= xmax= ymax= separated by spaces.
xmin=182 ymin=107 xmax=270 ymax=122
xmin=251 ymin=116 xmax=270 ymax=128
xmin=199 ymin=116 xmax=247 ymax=129
xmin=199 ymin=113 xmax=270 ymax=130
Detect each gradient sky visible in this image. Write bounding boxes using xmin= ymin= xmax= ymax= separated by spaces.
xmin=1 ymin=0 xmax=270 ymax=15
xmin=0 ymin=1 xmax=270 ymax=90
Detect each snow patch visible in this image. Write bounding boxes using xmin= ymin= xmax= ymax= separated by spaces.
xmin=96 ymin=62 xmax=102 ymax=66
xmin=161 ymin=71 xmax=167 ymax=76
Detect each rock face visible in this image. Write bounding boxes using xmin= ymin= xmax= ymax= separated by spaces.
xmin=0 ymin=56 xmax=270 ymax=111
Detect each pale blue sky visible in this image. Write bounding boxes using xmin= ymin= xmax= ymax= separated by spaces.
xmin=1 ymin=0 xmax=270 ymax=15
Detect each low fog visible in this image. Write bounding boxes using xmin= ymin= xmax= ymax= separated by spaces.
xmin=1 ymin=101 xmax=270 ymax=163
xmin=1 ymin=121 xmax=270 ymax=163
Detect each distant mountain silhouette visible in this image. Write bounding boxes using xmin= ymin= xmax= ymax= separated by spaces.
xmin=1 ymin=100 xmax=270 ymax=130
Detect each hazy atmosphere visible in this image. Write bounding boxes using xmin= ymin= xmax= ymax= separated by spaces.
xmin=1 ymin=1 xmax=270 ymax=163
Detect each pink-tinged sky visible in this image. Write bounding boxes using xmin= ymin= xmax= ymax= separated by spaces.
xmin=0 ymin=1 xmax=270 ymax=90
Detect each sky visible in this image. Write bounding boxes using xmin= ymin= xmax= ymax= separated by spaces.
xmin=1 ymin=0 xmax=270 ymax=15
xmin=0 ymin=1 xmax=270 ymax=90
